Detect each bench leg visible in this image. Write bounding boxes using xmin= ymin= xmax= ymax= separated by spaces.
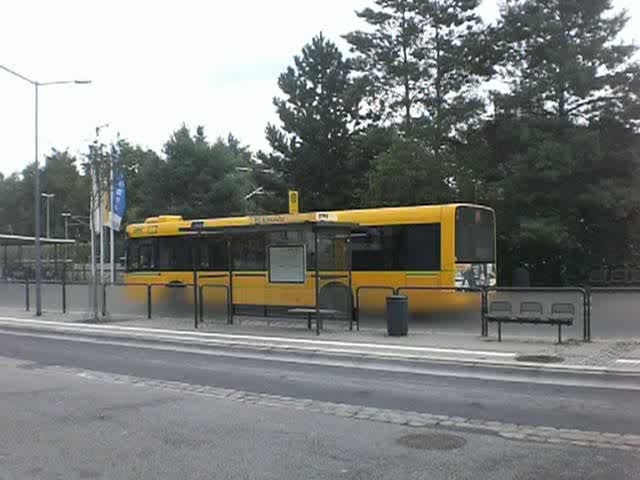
xmin=558 ymin=324 xmax=562 ymax=344
xmin=498 ymin=321 xmax=502 ymax=342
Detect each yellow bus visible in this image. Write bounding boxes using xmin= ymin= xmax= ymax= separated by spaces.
xmin=124 ymin=203 xmax=496 ymax=318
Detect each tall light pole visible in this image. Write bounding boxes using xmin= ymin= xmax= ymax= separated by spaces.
xmin=61 ymin=212 xmax=71 ymax=240
xmin=61 ymin=212 xmax=72 ymax=282
xmin=235 ymin=166 xmax=274 ymax=209
xmin=41 ymin=193 xmax=55 ymax=238
xmin=0 ymin=64 xmax=91 ymax=316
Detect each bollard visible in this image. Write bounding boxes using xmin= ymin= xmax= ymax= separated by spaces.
xmin=481 ymin=288 xmax=488 ymax=337
xmin=25 ymin=278 xmax=30 ymax=312
xmin=101 ymin=284 xmax=107 ymax=317
xmin=147 ymin=285 xmax=152 ymax=319
xmin=62 ymin=276 xmax=67 ymax=314
xmin=193 ymin=284 xmax=199 ymax=329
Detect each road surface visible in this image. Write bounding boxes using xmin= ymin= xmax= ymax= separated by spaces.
xmin=0 ymin=329 xmax=638 ymax=479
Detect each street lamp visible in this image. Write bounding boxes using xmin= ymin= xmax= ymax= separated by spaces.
xmin=0 ymin=64 xmax=91 ymax=316
xmin=41 ymin=193 xmax=55 ymax=238
xmin=235 ymin=166 xmax=275 ymax=174
xmin=61 ymin=212 xmax=71 ymax=240
xmin=244 ymin=186 xmax=265 ymax=201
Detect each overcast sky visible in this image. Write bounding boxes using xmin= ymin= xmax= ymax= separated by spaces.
xmin=1 ymin=0 xmax=638 ymax=176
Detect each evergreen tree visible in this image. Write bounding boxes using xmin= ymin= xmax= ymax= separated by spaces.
xmin=457 ymin=0 xmax=640 ymax=284
xmin=41 ymin=149 xmax=88 ymax=237
xmin=161 ymin=125 xmax=252 ymax=218
xmin=344 ymin=0 xmax=427 ymax=130
xmin=345 ymin=0 xmax=489 ymax=155
xmin=495 ymin=0 xmax=640 ymax=122
xmin=263 ymin=33 xmax=362 ymax=211
xmin=364 ymin=131 xmax=454 ymax=207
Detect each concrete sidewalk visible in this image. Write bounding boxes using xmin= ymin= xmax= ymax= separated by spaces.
xmin=1 ymin=307 xmax=639 ymax=374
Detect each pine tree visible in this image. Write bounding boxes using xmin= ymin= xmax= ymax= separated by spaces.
xmin=345 ymin=0 xmax=489 ymax=156
xmin=496 ymin=0 xmax=640 ymax=122
xmin=344 ymin=0 xmax=427 ymax=131
xmin=463 ymin=0 xmax=640 ymax=284
xmin=263 ymin=33 xmax=362 ymax=210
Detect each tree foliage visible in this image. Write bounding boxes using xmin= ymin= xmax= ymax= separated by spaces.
xmin=263 ymin=33 xmax=363 ymax=210
xmin=126 ymin=126 xmax=253 ymax=220
xmin=2 ymin=0 xmax=639 ymax=286
xmin=345 ymin=0 xmax=489 ymax=153
xmin=495 ymin=0 xmax=640 ymax=122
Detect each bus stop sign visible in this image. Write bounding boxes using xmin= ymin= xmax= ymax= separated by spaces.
xmin=289 ymin=190 xmax=299 ymax=214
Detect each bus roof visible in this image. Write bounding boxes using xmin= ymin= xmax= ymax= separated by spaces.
xmin=126 ymin=203 xmax=494 ymax=238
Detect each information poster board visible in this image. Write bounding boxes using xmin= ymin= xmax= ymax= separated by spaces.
xmin=269 ymin=245 xmax=306 ymax=284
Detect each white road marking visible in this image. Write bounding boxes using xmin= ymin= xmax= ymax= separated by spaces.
xmin=0 ymin=316 xmax=515 ymax=357
xmin=616 ymin=359 xmax=640 ymax=364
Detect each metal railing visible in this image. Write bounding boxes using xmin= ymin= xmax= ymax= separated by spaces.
xmin=5 ymin=279 xmax=640 ymax=342
xmin=396 ymin=286 xmax=486 ymax=336
xmin=354 ymin=285 xmax=396 ymax=331
xmin=587 ymin=287 xmax=640 ymax=340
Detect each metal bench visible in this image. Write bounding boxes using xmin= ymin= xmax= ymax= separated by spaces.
xmin=287 ymin=308 xmax=339 ymax=330
xmin=486 ymin=301 xmax=575 ymax=343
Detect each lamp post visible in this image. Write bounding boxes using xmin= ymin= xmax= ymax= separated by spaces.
xmin=61 ymin=212 xmax=71 ymax=240
xmin=236 ymin=166 xmax=274 ymax=202
xmin=0 ymin=64 xmax=91 ymax=316
xmin=61 ymin=212 xmax=72 ymax=282
xmin=41 ymin=193 xmax=55 ymax=238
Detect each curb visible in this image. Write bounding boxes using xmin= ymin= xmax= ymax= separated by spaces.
xmin=0 ymin=316 xmax=639 ymax=381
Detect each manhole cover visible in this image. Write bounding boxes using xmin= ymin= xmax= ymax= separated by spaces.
xmin=397 ymin=432 xmax=466 ymax=450
xmin=516 ymin=354 xmax=564 ymax=363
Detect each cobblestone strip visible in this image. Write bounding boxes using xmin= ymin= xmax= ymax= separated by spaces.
xmin=53 ymin=365 xmax=640 ymax=452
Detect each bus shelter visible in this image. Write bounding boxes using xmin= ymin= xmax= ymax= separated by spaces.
xmin=0 ymin=234 xmax=75 ymax=280
xmin=180 ymin=218 xmax=357 ymax=334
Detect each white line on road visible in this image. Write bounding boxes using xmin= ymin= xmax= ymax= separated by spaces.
xmin=616 ymin=359 xmax=640 ymax=364
xmin=0 ymin=316 xmax=515 ymax=357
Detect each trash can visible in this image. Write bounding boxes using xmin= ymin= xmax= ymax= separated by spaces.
xmin=386 ymin=295 xmax=408 ymax=336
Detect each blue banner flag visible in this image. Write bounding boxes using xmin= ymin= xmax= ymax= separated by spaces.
xmin=110 ymin=148 xmax=126 ymax=231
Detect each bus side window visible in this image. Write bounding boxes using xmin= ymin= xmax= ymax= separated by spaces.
xmin=351 ymin=228 xmax=389 ymax=270
xmin=209 ymin=239 xmax=229 ymax=271
xmin=196 ymin=239 xmax=209 ymax=270
xmin=127 ymin=240 xmax=139 ymax=271
xmin=157 ymin=236 xmax=191 ymax=270
xmin=233 ymin=234 xmax=265 ymax=271
xmin=397 ymin=224 xmax=441 ymax=271
xmin=139 ymin=243 xmax=155 ymax=270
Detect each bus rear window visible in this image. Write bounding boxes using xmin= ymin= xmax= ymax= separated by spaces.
xmin=455 ymin=207 xmax=495 ymax=263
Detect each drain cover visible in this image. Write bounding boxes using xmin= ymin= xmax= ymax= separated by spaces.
xmin=516 ymin=354 xmax=564 ymax=363
xmin=397 ymin=432 xmax=466 ymax=450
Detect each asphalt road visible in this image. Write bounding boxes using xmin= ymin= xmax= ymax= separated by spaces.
xmin=0 ymin=330 xmax=638 ymax=434
xmin=0 ymin=329 xmax=639 ymax=479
